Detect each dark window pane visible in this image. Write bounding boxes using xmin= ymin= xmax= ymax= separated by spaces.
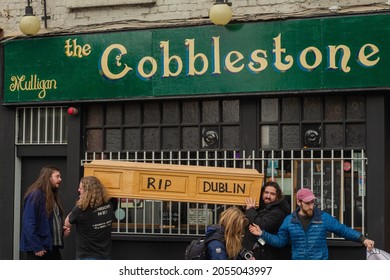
xmin=346 ymin=124 xmax=366 ymax=147
xmin=222 ymin=126 xmax=239 ymax=149
xmin=53 ymin=107 xmax=64 ymax=143
xmin=324 ymin=96 xmax=343 ymax=120
xmin=46 ymin=108 xmax=54 ymax=143
xmin=324 ymin=124 xmax=343 ymax=148
xmin=261 ymin=99 xmax=278 ymax=121
xmin=124 ymin=129 xmax=140 ymax=150
xmin=61 ymin=109 xmax=68 ymax=143
xmin=282 ymin=125 xmax=300 ymax=149
xmin=222 ymin=100 xmax=239 ymax=123
xmin=106 ymin=129 xmax=121 ymax=151
xmin=87 ymin=104 xmax=103 ymax=126
xmin=202 ymin=101 xmax=219 ymax=123
xmin=162 ymin=101 xmax=179 ymax=124
xmin=143 ymin=102 xmax=160 ymax=124
xmin=21 ymin=108 xmax=32 ymax=143
xmin=303 ymin=97 xmax=322 ymax=120
xmin=346 ymin=95 xmax=365 ymax=120
xmin=261 ymin=125 xmax=278 ymax=149
xmin=182 ymin=127 xmax=199 ymax=149
xmin=39 ymin=108 xmax=48 ymax=143
xmin=87 ymin=129 xmax=103 ymax=151
xmin=106 ymin=104 xmax=122 ymax=125
xmin=143 ymin=128 xmax=159 ymax=150
xmin=162 ymin=127 xmax=179 ymax=149
xmin=282 ymin=98 xmax=300 ymax=121
xmin=124 ymin=103 xmax=141 ymax=125
xmin=182 ymin=101 xmax=199 ymax=123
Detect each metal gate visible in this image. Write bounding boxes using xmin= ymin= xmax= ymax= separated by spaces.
xmin=83 ymin=149 xmax=367 ymax=239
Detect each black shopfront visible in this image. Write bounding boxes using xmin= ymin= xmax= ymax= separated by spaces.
xmin=0 ymin=13 xmax=389 ymax=259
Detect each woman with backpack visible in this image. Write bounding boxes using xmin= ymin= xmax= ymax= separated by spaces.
xmin=206 ymin=206 xmax=250 ymax=260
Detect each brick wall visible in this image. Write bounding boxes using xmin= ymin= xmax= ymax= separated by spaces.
xmin=0 ymin=0 xmax=389 ymax=38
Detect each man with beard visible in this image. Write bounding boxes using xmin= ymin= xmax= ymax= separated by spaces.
xmin=20 ymin=166 xmax=70 ymax=260
xmin=249 ymin=188 xmax=375 ymax=260
xmin=243 ymin=181 xmax=291 ymax=260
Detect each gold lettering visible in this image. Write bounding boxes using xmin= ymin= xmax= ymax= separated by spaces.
xmin=137 ymin=56 xmax=158 ymax=80
xmin=328 ymin=45 xmax=351 ymax=73
xmin=9 ymin=75 xmax=57 ymax=99
xmin=273 ymin=34 xmax=293 ymax=72
xmin=212 ymin=37 xmax=221 ymax=75
xmin=64 ymin=39 xmax=91 ymax=58
xmin=299 ymin=46 xmax=322 ymax=71
xmin=225 ymin=51 xmax=244 ymax=73
xmin=358 ymin=44 xmax=380 ymax=67
xmin=248 ymin=50 xmax=268 ymax=73
xmin=185 ymin=39 xmax=208 ymax=76
xmin=99 ymin=44 xmax=132 ymax=80
xmin=160 ymin=41 xmax=183 ymax=77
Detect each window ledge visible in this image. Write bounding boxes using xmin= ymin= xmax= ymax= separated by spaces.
xmin=67 ymin=0 xmax=156 ymax=9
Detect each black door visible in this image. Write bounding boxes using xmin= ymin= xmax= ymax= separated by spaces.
xmin=20 ymin=156 xmax=76 ymax=260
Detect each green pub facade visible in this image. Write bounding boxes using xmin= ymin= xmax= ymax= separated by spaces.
xmin=1 ymin=13 xmax=389 ymax=259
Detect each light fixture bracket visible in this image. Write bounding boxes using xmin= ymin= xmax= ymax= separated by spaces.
xmin=25 ymin=5 xmax=34 ymax=16
xmin=215 ymin=0 xmax=232 ymax=6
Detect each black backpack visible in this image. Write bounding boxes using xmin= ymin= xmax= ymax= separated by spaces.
xmin=185 ymin=234 xmax=224 ymax=260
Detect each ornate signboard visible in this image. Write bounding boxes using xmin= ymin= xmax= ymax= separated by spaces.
xmin=3 ymin=14 xmax=390 ymax=104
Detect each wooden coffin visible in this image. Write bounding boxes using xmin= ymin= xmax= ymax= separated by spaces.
xmin=83 ymin=160 xmax=263 ymax=206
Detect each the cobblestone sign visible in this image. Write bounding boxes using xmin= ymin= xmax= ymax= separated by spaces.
xmin=3 ymin=13 xmax=389 ymax=103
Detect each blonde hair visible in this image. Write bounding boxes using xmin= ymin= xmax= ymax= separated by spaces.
xmin=77 ymin=176 xmax=110 ymax=210
xmin=219 ymin=207 xmax=248 ymax=259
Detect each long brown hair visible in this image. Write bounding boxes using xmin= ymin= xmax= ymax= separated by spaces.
xmin=23 ymin=166 xmax=62 ymax=216
xmin=77 ymin=176 xmax=110 ymax=210
xmin=219 ymin=207 xmax=248 ymax=259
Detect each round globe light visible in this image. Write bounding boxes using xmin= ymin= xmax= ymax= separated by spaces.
xmin=209 ymin=3 xmax=232 ymax=26
xmin=19 ymin=6 xmax=40 ymax=35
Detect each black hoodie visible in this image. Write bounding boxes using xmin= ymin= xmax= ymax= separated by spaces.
xmin=243 ymin=194 xmax=291 ymax=260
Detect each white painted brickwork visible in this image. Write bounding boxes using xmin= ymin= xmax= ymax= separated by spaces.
xmin=0 ymin=0 xmax=389 ymax=38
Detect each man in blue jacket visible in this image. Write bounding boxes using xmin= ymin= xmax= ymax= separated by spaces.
xmin=20 ymin=166 xmax=70 ymax=259
xmin=249 ymin=188 xmax=375 ymax=260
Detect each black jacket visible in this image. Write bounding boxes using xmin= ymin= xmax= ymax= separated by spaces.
xmin=243 ymin=196 xmax=291 ymax=260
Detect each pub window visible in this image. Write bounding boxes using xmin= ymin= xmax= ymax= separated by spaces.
xmin=84 ymin=98 xmax=240 ymax=153
xmin=16 ymin=106 xmax=67 ymax=145
xmin=259 ymin=94 xmax=366 ymax=150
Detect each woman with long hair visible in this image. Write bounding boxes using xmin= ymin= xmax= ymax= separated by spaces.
xmin=206 ymin=206 xmax=249 ymax=259
xmin=65 ymin=176 xmax=113 ymax=260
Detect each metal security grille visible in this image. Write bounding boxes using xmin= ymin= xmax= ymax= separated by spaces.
xmin=15 ymin=107 xmax=67 ymax=145
xmin=83 ymin=149 xmax=367 ymax=239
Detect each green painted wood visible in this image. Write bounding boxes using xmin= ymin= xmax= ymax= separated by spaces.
xmin=3 ymin=13 xmax=389 ymax=103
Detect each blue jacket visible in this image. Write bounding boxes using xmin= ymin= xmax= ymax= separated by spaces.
xmin=205 ymin=224 xmax=227 ymax=260
xmin=260 ymin=207 xmax=362 ymax=260
xmin=20 ymin=190 xmax=55 ymax=252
